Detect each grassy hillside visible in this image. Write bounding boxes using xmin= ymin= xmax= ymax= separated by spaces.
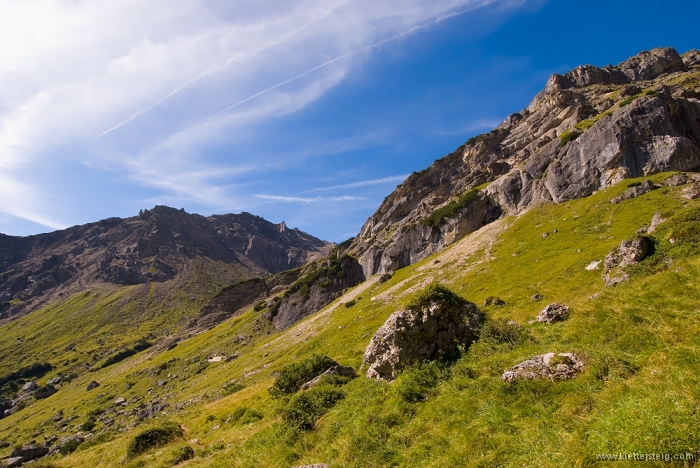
xmin=2 ymin=172 xmax=699 ymax=467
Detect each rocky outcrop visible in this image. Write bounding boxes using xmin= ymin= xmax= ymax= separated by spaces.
xmin=681 ymin=183 xmax=700 ymax=199
xmin=501 ymin=353 xmax=584 ymax=381
xmin=536 ymin=303 xmax=570 ymax=324
xmin=364 ymin=285 xmax=484 ymax=380
xmin=0 ymin=206 xmax=332 ymax=320
xmin=265 ymin=256 xmax=365 ymax=330
xmin=346 ymin=47 xmax=700 ymax=277
xmin=87 ymin=381 xmax=100 ymax=391
xmin=9 ymin=445 xmax=50 ymax=465
xmin=610 ymin=180 xmax=656 ymax=204
xmin=603 ymin=238 xmax=654 ymax=286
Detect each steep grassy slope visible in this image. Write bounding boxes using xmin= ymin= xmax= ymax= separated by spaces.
xmin=2 ymin=173 xmax=700 ymax=467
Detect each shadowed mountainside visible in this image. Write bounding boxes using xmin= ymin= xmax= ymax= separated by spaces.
xmin=0 ymin=206 xmax=332 ymax=320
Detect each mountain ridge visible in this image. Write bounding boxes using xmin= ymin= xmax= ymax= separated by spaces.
xmin=0 ymin=205 xmax=332 ymax=321
xmin=348 ymin=46 xmax=700 ymax=276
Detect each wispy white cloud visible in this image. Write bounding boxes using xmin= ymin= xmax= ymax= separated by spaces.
xmin=255 ymin=195 xmax=366 ymax=204
xmin=435 ymin=118 xmax=504 ymax=136
xmin=305 ymin=175 xmax=409 ymax=192
xmin=0 ymin=0 xmax=530 ymax=231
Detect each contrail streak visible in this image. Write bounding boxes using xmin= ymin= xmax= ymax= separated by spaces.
xmin=210 ymin=2 xmax=494 ymax=118
xmin=93 ymin=1 xmax=354 ymax=140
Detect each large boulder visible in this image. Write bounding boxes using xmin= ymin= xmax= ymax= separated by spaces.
xmin=9 ymin=445 xmax=49 ymax=463
xmin=502 ymin=353 xmax=585 ymax=381
xmin=363 ymin=285 xmax=484 ymax=380
xmin=603 ymin=238 xmax=654 ymax=286
xmin=536 ymin=303 xmax=570 ymax=324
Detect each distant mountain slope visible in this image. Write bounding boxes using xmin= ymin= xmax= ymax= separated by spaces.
xmin=350 ymin=47 xmax=700 ymax=276
xmin=0 ymin=205 xmax=332 ymax=320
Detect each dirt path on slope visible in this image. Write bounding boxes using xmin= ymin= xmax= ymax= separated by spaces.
xmin=373 ymin=217 xmax=513 ymax=303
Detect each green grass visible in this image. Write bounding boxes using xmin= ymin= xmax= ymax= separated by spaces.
xmin=2 ymin=173 xmax=700 ymax=467
xmin=421 ymin=188 xmax=480 ymax=229
xmin=558 ymin=128 xmax=581 ymax=147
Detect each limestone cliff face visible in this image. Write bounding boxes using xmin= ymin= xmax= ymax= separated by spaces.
xmin=351 ymin=47 xmax=700 ymax=276
xmin=0 ymin=206 xmax=332 ymax=320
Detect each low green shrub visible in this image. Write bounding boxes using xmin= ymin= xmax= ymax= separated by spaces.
xmin=344 ymin=299 xmax=356 ymax=308
xmin=559 ymin=129 xmax=581 ymax=147
xmin=126 ymin=422 xmax=183 ymax=459
xmin=619 ymin=95 xmax=638 ymax=107
xmin=421 ymin=189 xmax=480 ymax=229
xmin=269 ymin=354 xmax=338 ymax=398
xmin=222 ymin=381 xmax=245 ymax=395
xmin=282 ymin=386 xmax=346 ymax=430
xmin=238 ymin=408 xmax=264 ymax=425
xmin=98 ymin=339 xmax=152 ymax=369
xmin=59 ymin=438 xmax=84 ymax=455
xmin=479 ymin=318 xmax=530 ymax=347
xmin=394 ymin=361 xmax=451 ymax=402
xmin=167 ymin=445 xmax=195 ymax=465
xmin=406 ymin=284 xmax=467 ymax=313
xmin=80 ymin=418 xmax=96 ymax=432
xmin=76 ymin=432 xmax=114 ymax=451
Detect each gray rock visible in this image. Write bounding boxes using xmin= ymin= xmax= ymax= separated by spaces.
xmin=10 ymin=445 xmax=49 ymax=462
xmin=364 ymin=288 xmax=484 ymax=380
xmin=603 ymin=238 xmax=654 ymax=287
xmin=7 ymin=457 xmax=24 ymax=468
xmin=35 ymin=385 xmax=57 ymax=399
xmin=86 ymin=381 xmax=100 ymax=391
xmin=57 ymin=434 xmax=84 ymax=451
xmin=664 ymin=173 xmax=689 ymax=186
xmin=647 ymin=212 xmax=666 ymax=234
xmin=585 ymin=260 xmax=601 ymax=271
xmin=348 ymin=48 xmax=700 ymax=280
xmin=616 ymin=47 xmax=686 ymax=81
xmin=502 ymin=353 xmax=584 ymax=381
xmin=484 ymin=296 xmax=505 ymax=306
xmin=114 ymin=397 xmax=126 ymax=406
xmin=610 ymin=180 xmax=655 ymax=204
xmin=47 ymin=377 xmax=62 ymax=386
xmin=295 ymin=465 xmax=329 ymax=468
xmin=681 ymin=183 xmax=700 ymax=199
xmin=267 ymin=256 xmax=366 ymax=330
xmin=301 ymin=365 xmax=356 ymax=390
xmin=684 ymin=50 xmax=700 ymax=68
xmin=530 ymin=294 xmax=544 ymax=301
xmin=536 ymin=303 xmax=570 ymax=324
xmin=21 ymin=382 xmax=38 ymax=392
xmin=43 ymin=434 xmax=57 ymax=447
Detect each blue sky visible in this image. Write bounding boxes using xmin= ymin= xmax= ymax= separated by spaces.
xmin=1 ymin=0 xmax=698 ymax=242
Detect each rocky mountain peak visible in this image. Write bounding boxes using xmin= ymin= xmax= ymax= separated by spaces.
xmin=347 ymin=47 xmax=700 ymax=277
xmin=0 ymin=207 xmax=332 ymax=321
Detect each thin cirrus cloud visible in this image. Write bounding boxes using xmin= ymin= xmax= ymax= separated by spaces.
xmin=255 ymin=195 xmax=366 ymax=204
xmin=305 ymin=175 xmax=410 ymax=193
xmin=0 ymin=0 xmax=524 ymax=234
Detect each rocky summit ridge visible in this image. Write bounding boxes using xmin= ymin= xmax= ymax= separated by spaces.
xmin=0 ymin=206 xmax=331 ymax=320
xmin=348 ymin=47 xmax=700 ymax=276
